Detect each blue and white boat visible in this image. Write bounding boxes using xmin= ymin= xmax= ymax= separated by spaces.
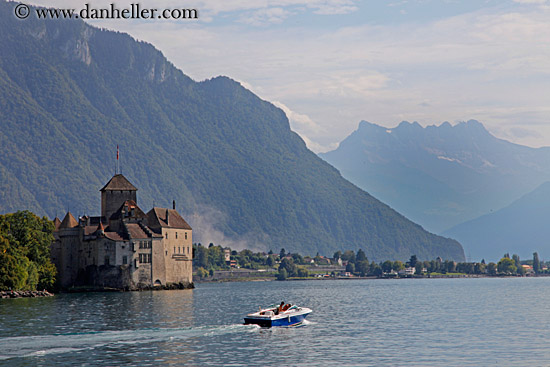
xmin=244 ymin=304 xmax=312 ymax=327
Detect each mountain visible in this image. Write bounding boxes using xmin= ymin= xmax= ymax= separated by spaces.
xmin=320 ymin=120 xmax=550 ymax=233
xmin=0 ymin=1 xmax=464 ymax=261
xmin=443 ymin=182 xmax=550 ymax=262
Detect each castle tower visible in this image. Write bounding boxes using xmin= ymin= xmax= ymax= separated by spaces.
xmin=100 ymin=174 xmax=137 ymax=220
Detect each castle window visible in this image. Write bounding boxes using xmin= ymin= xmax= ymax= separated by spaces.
xmin=178 ymin=247 xmax=181 ymax=253
xmin=165 ymin=233 xmax=168 ymax=239
xmin=174 ymin=247 xmax=176 ymax=253
xmin=123 ymin=256 xmax=127 ymax=265
xmin=176 ymin=232 xmax=178 ymax=239
xmin=185 ymin=232 xmax=187 ymax=240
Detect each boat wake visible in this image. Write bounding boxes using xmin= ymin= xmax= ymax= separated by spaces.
xmin=0 ymin=324 xmax=254 ymax=361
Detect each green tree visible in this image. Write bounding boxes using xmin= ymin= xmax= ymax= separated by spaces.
xmin=279 ymin=248 xmax=286 ymax=259
xmin=415 ymin=262 xmax=423 ymax=275
xmin=356 ymin=260 xmax=369 ymax=276
xmin=277 ymin=268 xmax=288 ymax=280
xmin=497 ymin=257 xmax=517 ymax=275
xmin=512 ymin=254 xmax=525 ymax=275
xmin=381 ymin=260 xmax=393 ymax=273
xmin=0 ymin=211 xmax=56 ymax=291
xmin=333 ymin=251 xmax=342 ymax=261
xmin=194 ymin=245 xmax=208 ymax=268
xmin=487 ymin=262 xmax=497 ymax=275
xmin=474 ymin=262 xmax=486 ymax=274
xmin=279 ymin=257 xmax=297 ymax=277
xmin=356 ymin=249 xmax=367 ymax=263
xmin=392 ymin=261 xmax=405 ymax=272
xmin=444 ymin=260 xmax=456 ymax=273
xmin=371 ymin=263 xmax=383 ymax=276
xmin=345 ymin=262 xmax=355 ymax=274
xmin=297 ymin=267 xmax=309 ymax=278
xmin=292 ymin=253 xmax=305 ymax=265
xmin=408 ymin=255 xmax=418 ymax=268
xmin=533 ymin=252 xmax=541 ymax=274
xmin=342 ymin=250 xmax=356 ymax=264
xmin=196 ymin=267 xmax=208 ymax=278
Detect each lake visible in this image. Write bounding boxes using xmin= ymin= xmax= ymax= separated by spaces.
xmin=2 ymin=277 xmax=550 ymax=366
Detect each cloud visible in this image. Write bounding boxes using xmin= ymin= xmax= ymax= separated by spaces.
xmin=25 ymin=0 xmax=550 ymax=150
xmin=185 ymin=205 xmax=269 ymax=252
xmin=239 ymin=7 xmax=292 ymax=26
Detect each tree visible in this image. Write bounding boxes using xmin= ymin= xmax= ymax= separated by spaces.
xmin=279 ymin=248 xmax=286 ymax=259
xmin=279 ymin=258 xmax=297 ymax=277
xmin=356 ymin=249 xmax=367 ymax=263
xmin=356 ymin=260 xmax=369 ymax=276
xmin=346 ymin=262 xmax=355 ymax=273
xmin=371 ymin=263 xmax=383 ymax=277
xmin=487 ymin=262 xmax=497 ymax=275
xmin=297 ymin=267 xmax=309 ymax=278
xmin=266 ymin=255 xmax=275 ymax=267
xmin=381 ymin=260 xmax=393 ymax=273
xmin=392 ymin=261 xmax=405 ymax=272
xmin=194 ymin=245 xmax=208 ymax=268
xmin=497 ymin=257 xmax=517 ymax=275
xmin=444 ymin=260 xmax=456 ymax=273
xmin=277 ymin=268 xmax=288 ymax=280
xmin=333 ymin=251 xmax=342 ymax=261
xmin=342 ymin=250 xmax=356 ymax=264
xmin=292 ymin=253 xmax=305 ymax=265
xmin=512 ymin=254 xmax=525 ymax=275
xmin=196 ymin=267 xmax=208 ymax=278
xmin=415 ymin=262 xmax=423 ymax=275
xmin=533 ymin=252 xmax=541 ymax=274
xmin=0 ymin=211 xmax=56 ymax=291
xmin=408 ymin=255 xmax=418 ymax=268
xmin=474 ymin=262 xmax=486 ymax=274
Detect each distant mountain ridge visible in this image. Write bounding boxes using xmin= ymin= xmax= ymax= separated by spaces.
xmin=0 ymin=1 xmax=464 ymax=261
xmin=320 ymin=120 xmax=550 ymax=233
xmin=443 ymin=181 xmax=550 ymax=262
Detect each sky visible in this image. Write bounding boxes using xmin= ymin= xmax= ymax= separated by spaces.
xmin=27 ymin=0 xmax=550 ymax=152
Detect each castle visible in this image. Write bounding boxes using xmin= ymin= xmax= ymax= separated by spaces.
xmin=51 ymin=174 xmax=193 ymax=290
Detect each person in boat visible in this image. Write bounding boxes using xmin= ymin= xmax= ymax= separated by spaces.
xmin=282 ymin=303 xmax=292 ymax=311
xmin=274 ymin=301 xmax=285 ymax=315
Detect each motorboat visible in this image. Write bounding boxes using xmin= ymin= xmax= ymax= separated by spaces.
xmin=244 ymin=304 xmax=312 ymax=327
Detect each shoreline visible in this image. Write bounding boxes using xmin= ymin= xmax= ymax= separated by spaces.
xmin=1 ymin=290 xmax=54 ymax=299
xmin=194 ymin=272 xmax=550 ymax=284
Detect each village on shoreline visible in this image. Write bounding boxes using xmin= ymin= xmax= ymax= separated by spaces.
xmin=2 ymin=209 xmax=549 ymax=299
xmin=191 ymin=244 xmax=549 ymax=283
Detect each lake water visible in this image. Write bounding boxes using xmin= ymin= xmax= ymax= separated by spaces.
xmin=2 ymin=277 xmax=550 ymax=366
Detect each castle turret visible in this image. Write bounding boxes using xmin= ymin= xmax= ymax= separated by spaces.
xmin=100 ymin=174 xmax=137 ymax=221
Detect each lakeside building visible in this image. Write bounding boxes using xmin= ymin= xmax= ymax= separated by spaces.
xmin=51 ymin=174 xmax=193 ymax=290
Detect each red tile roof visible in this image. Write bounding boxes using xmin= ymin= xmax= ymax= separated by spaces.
xmin=147 ymin=208 xmax=192 ymax=230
